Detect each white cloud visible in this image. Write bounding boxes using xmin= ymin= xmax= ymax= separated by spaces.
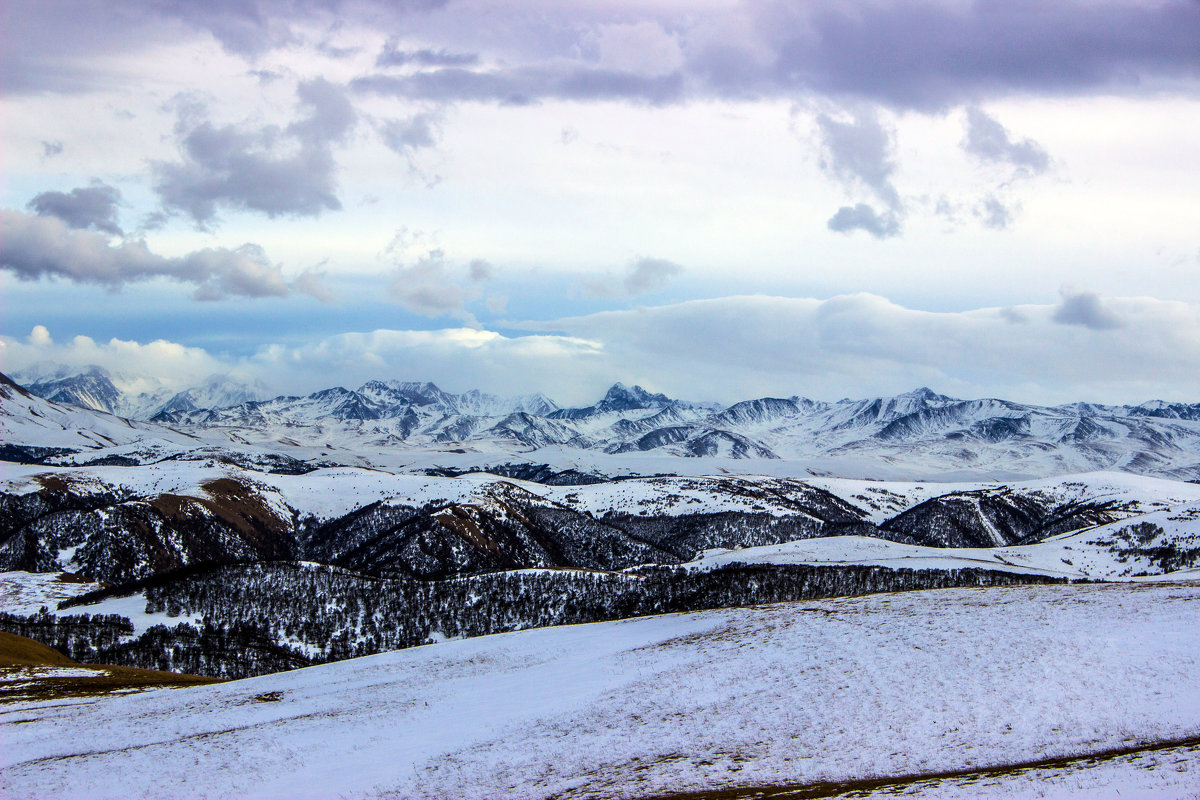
xmin=1 ymin=326 xmax=228 ymax=392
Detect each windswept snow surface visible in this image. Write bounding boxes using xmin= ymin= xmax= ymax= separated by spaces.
xmin=2 ymin=582 xmax=1199 ymax=799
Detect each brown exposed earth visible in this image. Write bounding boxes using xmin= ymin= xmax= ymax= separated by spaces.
xmin=0 ymin=631 xmax=222 ymax=703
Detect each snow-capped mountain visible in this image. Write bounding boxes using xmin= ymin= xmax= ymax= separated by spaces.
xmin=13 ymin=365 xmax=264 ymax=421
xmin=456 ymin=389 xmax=559 ymax=417
xmin=153 ymin=375 xmax=268 ymax=417
xmin=15 ymin=365 xmax=120 ymax=410
xmin=6 ymin=368 xmax=1200 ymax=480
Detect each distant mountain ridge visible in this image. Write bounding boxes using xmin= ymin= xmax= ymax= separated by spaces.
xmin=6 ymin=368 xmax=1200 ymax=480
xmin=13 ymin=365 xmax=267 ymax=421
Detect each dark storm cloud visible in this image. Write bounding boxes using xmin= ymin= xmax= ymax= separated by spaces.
xmin=747 ymin=0 xmax=1200 ymax=110
xmin=1054 ymin=290 xmax=1124 ymax=330
xmin=0 ymin=209 xmax=326 ymax=301
xmin=342 ymin=1 xmax=1200 ymax=110
xmin=963 ymin=107 xmax=1050 ymax=173
xmin=8 ymin=2 xmax=1197 ymax=108
xmin=152 ymin=78 xmax=356 ymax=226
xmin=27 ymin=181 xmax=124 ymax=236
xmin=826 ymin=204 xmax=901 ymax=239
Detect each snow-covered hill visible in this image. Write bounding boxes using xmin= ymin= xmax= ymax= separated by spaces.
xmin=3 ymin=581 xmax=1198 ymax=799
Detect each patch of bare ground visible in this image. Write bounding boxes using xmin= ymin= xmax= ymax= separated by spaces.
xmin=32 ymin=473 xmax=74 ymax=494
xmin=0 ymin=631 xmax=222 ymax=703
xmin=636 ymin=735 xmax=1200 ymax=800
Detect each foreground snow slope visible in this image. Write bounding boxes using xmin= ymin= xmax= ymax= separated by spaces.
xmin=3 ymin=581 xmax=1198 ymax=800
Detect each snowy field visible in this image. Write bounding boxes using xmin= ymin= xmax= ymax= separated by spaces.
xmin=0 ymin=571 xmax=103 ymax=615
xmin=2 ymin=581 xmax=1199 ymax=799
xmin=684 ymin=494 xmax=1200 ymax=581
xmin=5 ymin=459 xmax=1198 ymax=526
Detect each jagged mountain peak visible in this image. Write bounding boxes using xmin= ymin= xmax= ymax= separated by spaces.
xmin=154 ymin=374 xmax=268 ymax=416
xmin=457 ymin=389 xmax=559 ymax=417
xmin=902 ymin=386 xmax=953 ymax=403
xmin=358 ymin=380 xmax=457 ymax=410
xmin=599 ymin=382 xmax=673 ymax=410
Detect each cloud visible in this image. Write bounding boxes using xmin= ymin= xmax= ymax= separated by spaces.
xmin=40 ymin=140 xmax=64 ymax=158
xmin=391 ymin=249 xmax=475 ymax=318
xmin=975 ymin=195 xmax=1016 ymax=231
xmin=249 ymin=327 xmax=606 ymax=399
xmin=826 ymin=203 xmax=901 ymax=239
xmin=467 ymin=258 xmax=493 ymax=282
xmin=580 ymin=21 xmax=684 ymax=76
xmin=352 ymin=66 xmax=686 ymax=107
xmin=1 ymin=326 xmax=228 ymax=392
xmin=345 ymin=2 xmax=1200 ymax=111
xmin=583 ymin=257 xmax=684 ymax=298
xmin=0 ymin=209 xmax=327 ymax=301
xmin=815 ymin=108 xmax=900 ymax=209
xmin=158 ymin=1 xmax=447 ymax=59
xmin=377 ymin=41 xmax=479 ymax=68
xmin=748 ymin=0 xmax=1200 ymax=110
xmin=815 ymin=107 xmax=906 ymax=237
xmin=1053 ymin=290 xmax=1124 ymax=330
xmin=152 ymin=78 xmax=356 ymax=226
xmin=27 ymin=181 xmax=124 ymax=236
xmin=5 ymin=292 xmax=1195 ymax=406
xmin=527 ymin=292 xmax=1200 ymax=404
xmin=963 ymin=107 xmax=1050 ymax=174
xmin=6 ymin=1 xmax=1198 ymax=109
xmin=1 ymin=2 xmax=453 ymax=95
xmin=379 ymin=110 xmax=441 ymax=156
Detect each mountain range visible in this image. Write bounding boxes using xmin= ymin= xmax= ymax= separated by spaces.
xmin=5 ymin=367 xmax=1200 ymax=480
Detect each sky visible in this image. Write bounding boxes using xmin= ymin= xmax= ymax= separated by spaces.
xmin=1 ymin=0 xmax=1199 ymax=406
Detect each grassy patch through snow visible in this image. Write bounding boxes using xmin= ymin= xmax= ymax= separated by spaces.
xmin=0 ymin=631 xmax=222 ymax=703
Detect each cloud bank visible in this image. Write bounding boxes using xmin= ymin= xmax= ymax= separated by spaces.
xmin=0 ymin=210 xmax=325 ymax=301
xmin=4 ymin=293 xmax=1196 ymax=406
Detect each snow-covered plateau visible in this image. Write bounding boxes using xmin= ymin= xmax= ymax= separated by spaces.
xmin=3 ymin=581 xmax=1199 ymax=800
